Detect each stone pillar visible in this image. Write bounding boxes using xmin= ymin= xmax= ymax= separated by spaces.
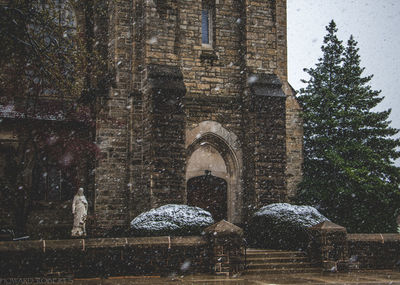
xmin=285 ymin=90 xmax=303 ymax=200
xmin=204 ymin=220 xmax=245 ymax=276
xmin=94 ymin=0 xmax=133 ymax=234
xmin=248 ymin=73 xmax=287 ymax=206
xmin=308 ymin=221 xmax=349 ymax=272
xmin=142 ymin=64 xmax=186 ymax=208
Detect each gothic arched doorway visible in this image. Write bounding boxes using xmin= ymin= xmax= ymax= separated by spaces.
xmin=186 ymin=121 xmax=244 ymax=224
xmin=187 ymin=172 xmax=227 ymax=221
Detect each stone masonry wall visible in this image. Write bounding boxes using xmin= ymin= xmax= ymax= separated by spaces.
xmin=132 ymin=0 xmax=295 ymax=217
xmin=348 ymin=234 xmax=400 ymax=269
xmin=130 ymin=0 xmax=247 ymax=218
xmin=94 ymin=0 xmax=132 ymax=232
xmin=0 ymin=236 xmax=210 ymax=277
xmin=129 ymin=1 xmax=148 ymax=219
xmin=277 ymin=0 xmax=303 ymax=198
xmin=0 ymin=0 xmax=302 ymax=235
xmin=254 ymin=96 xmax=287 ymax=205
xmin=285 ymin=91 xmax=303 ymax=199
xmin=245 ymin=0 xmax=278 ymax=75
xmin=94 ymin=0 xmax=301 ymax=229
xmin=276 ymin=0 xmax=288 ymax=82
xmin=142 ymin=65 xmax=187 ymax=208
xmin=243 ymin=0 xmax=289 ymax=208
xmin=246 ymin=76 xmax=287 ymax=206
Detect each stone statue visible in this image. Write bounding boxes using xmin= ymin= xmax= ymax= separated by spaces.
xmin=71 ymin=187 xmax=88 ymax=237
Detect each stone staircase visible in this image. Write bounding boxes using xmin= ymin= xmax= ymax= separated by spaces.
xmin=245 ymin=248 xmax=322 ymax=274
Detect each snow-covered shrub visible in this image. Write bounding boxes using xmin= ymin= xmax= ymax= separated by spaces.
xmin=129 ymin=204 xmax=214 ymax=237
xmin=247 ymin=203 xmax=329 ymax=250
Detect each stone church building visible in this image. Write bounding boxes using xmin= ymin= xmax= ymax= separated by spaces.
xmin=0 ymin=0 xmax=302 ymax=237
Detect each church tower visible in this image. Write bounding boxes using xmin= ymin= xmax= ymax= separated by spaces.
xmin=94 ymin=0 xmax=303 ymax=233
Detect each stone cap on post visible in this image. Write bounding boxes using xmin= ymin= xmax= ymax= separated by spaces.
xmin=204 ymin=220 xmax=244 ymax=238
xmin=310 ymin=221 xmax=347 ymax=233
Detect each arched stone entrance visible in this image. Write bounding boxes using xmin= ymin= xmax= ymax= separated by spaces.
xmin=186 ymin=121 xmax=243 ymax=224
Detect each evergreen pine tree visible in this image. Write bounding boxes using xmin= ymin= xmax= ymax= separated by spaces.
xmin=297 ymin=20 xmax=400 ymax=233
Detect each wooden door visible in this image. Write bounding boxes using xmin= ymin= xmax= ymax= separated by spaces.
xmin=187 ymin=174 xmax=227 ymax=221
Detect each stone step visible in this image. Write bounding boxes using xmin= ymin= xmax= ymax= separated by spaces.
xmin=246 ymin=252 xmax=307 ymax=258
xmin=247 ymin=262 xmax=314 ymax=270
xmin=246 ymin=256 xmax=309 ymax=263
xmin=247 ymin=249 xmax=306 ymax=253
xmin=245 ymin=249 xmax=322 ymax=274
xmin=244 ymin=267 xmax=323 ymax=275
xmin=246 ymin=250 xmax=307 ymax=259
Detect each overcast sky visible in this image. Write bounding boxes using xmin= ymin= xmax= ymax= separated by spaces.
xmin=287 ymin=0 xmax=400 ymax=135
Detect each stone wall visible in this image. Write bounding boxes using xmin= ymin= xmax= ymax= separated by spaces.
xmin=285 ymin=90 xmax=303 ymax=199
xmin=308 ymin=222 xmax=400 ymax=271
xmin=247 ymin=75 xmax=287 ymax=206
xmin=0 ymin=122 xmax=18 ymax=231
xmin=0 ymin=0 xmax=303 ymax=235
xmin=141 ymin=65 xmax=187 ymax=208
xmin=124 ymin=0 xmax=297 ymax=226
xmin=0 ymin=119 xmax=92 ymax=239
xmin=94 ymin=0 xmax=132 ymax=232
xmin=0 ymin=221 xmax=245 ymax=277
xmin=348 ymin=234 xmax=400 ymax=270
xmin=0 ymin=236 xmax=210 ymax=277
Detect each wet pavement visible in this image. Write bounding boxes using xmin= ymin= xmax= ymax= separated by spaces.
xmin=72 ymin=270 xmax=400 ymax=284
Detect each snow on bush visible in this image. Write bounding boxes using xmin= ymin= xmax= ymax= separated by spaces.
xmin=130 ymin=204 xmax=214 ymax=236
xmin=247 ymin=203 xmax=329 ymax=250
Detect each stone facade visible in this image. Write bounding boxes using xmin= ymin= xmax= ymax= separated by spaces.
xmin=286 ymin=89 xmax=303 ymax=200
xmin=0 ymin=0 xmax=303 ymax=236
xmin=94 ymin=0 xmax=302 ymax=232
xmin=347 ymin=233 xmax=400 ymax=269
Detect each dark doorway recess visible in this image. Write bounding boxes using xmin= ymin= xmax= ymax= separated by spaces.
xmin=187 ymin=172 xmax=227 ymax=221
